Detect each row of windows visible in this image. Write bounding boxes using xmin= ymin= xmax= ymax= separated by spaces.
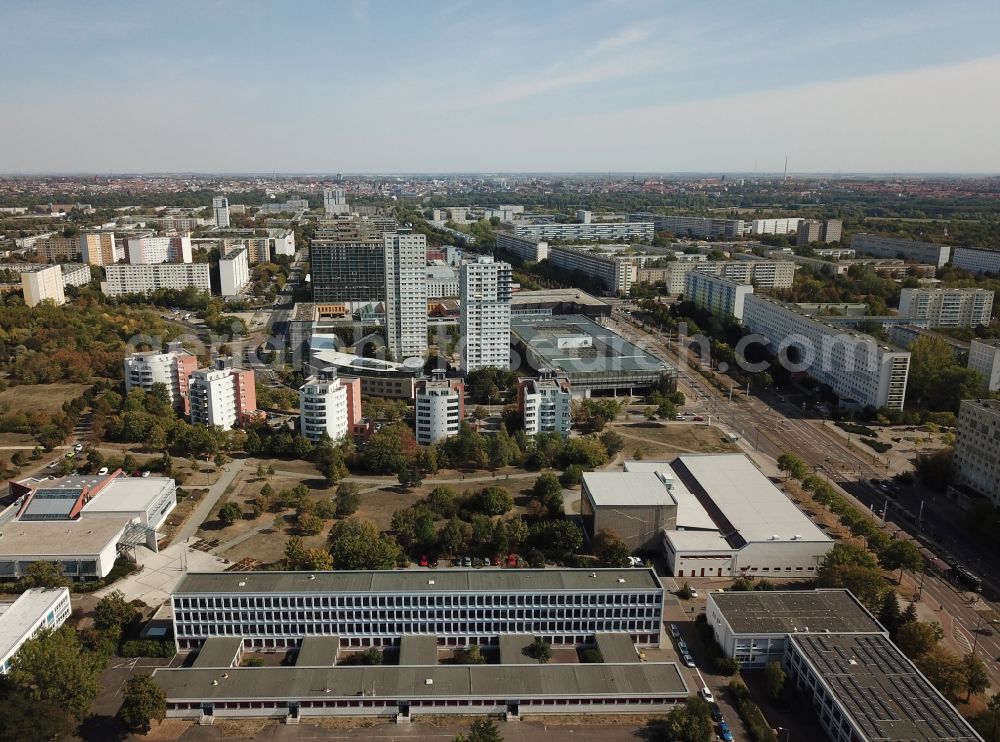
xmin=174 ymin=592 xmax=661 ymax=610
xmin=177 ymin=607 xmax=658 ymax=622
xmin=168 ymin=696 xmax=678 ymax=712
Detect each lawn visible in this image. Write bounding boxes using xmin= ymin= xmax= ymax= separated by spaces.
xmin=610 ymin=421 xmax=740 ymax=458
xmin=0 ymin=382 xmax=90 ymax=416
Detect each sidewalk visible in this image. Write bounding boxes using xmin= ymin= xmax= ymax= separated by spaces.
xmin=173 ymin=459 xmax=247 ymax=544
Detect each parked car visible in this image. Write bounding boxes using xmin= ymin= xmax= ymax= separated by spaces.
xmin=668 ymin=624 xmax=681 ymax=639
xmin=700 ymin=687 xmax=715 ymax=703
xmin=506 ymin=553 xmax=518 ymax=567
xmin=628 ymin=556 xmax=644 ymax=567
xmin=64 ymin=451 xmax=75 ymax=459
xmin=689 ymin=588 xmax=699 ymax=598
xmin=717 ymin=721 xmax=733 ymax=741
xmin=462 ymin=556 xmax=472 ymax=567
xmin=682 ymin=653 xmax=696 ymax=668
xmin=141 ymin=470 xmax=151 ymax=477
xmin=73 ymin=443 xmax=83 ymax=452
xmin=419 ymin=555 xmax=429 ymax=567
xmin=677 ymin=639 xmax=689 ymax=655
xmin=693 ymin=415 xmax=705 ymax=421
xmin=710 ymin=702 xmax=724 ymax=722
xmin=97 ymin=467 xmax=109 ymax=475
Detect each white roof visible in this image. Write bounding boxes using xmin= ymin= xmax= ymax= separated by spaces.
xmin=622 ymin=461 xmax=715 ymax=530
xmin=82 ymin=477 xmax=173 ymax=515
xmin=0 ymin=588 xmax=69 ymax=661
xmin=674 ymin=454 xmax=829 ymax=544
xmin=583 ymin=472 xmax=672 ymax=507
xmin=664 ymin=531 xmax=733 ymax=551
xmin=0 ymin=518 xmax=130 ymax=557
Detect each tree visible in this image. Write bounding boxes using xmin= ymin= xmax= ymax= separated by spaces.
xmin=476 ymin=486 xmax=513 ymax=515
xmin=284 ymin=536 xmax=308 ymax=568
xmin=763 ymin=660 xmax=787 ymax=701
xmin=777 ymin=452 xmax=807 ymax=479
xmin=439 ymin=517 xmax=470 ymax=555
xmin=297 ymin=512 xmax=324 ymax=536
xmin=560 ymin=464 xmax=584 ymax=487
xmin=880 ymin=539 xmax=924 ymax=583
xmin=218 ymin=502 xmax=243 ymax=526
xmin=815 ymin=564 xmax=889 ymax=613
xmin=528 ymin=520 xmax=583 ymax=560
xmin=118 ymin=674 xmax=166 ymax=732
xmin=0 ymin=675 xmax=75 ymax=742
xmin=573 ymin=398 xmax=620 ymax=433
xmin=94 ymin=590 xmax=138 ymax=638
xmin=526 ymin=637 xmax=552 ymax=663
xmin=397 ymin=464 xmax=423 ymax=489
xmin=895 ymin=620 xmax=944 ymax=659
xmin=878 ymin=592 xmax=903 ymax=639
xmin=454 ymin=645 xmax=486 ymax=665
xmin=663 ymin=696 xmax=714 ymax=742
xmin=963 ymin=652 xmax=990 ymax=701
xmin=328 ymin=519 xmax=403 ymax=569
xmin=819 ymin=542 xmax=879 ymax=571
xmin=973 ymin=693 xmax=1000 ymax=741
xmin=427 ymin=486 xmax=458 ymax=517
xmin=599 ymin=429 xmax=624 ymax=456
xmin=8 ymin=626 xmax=102 ymax=721
xmin=334 ymin=482 xmax=361 ymax=516
xmin=472 ymin=405 xmax=488 ymax=422
xmin=18 ymin=561 xmax=68 ymax=589
xmin=454 ymin=717 xmax=504 ymax=742
xmin=593 ymin=529 xmax=631 ymax=567
xmin=915 ymin=647 xmax=966 ymax=702
xmin=363 ymin=423 xmax=416 ymax=474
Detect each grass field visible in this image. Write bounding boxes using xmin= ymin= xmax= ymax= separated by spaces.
xmin=0 ymin=382 xmax=89 ymax=416
xmin=611 ymin=421 xmax=739 ymax=458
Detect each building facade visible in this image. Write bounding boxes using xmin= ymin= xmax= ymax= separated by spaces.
xmin=968 ymin=338 xmax=1000 ymax=392
xmin=629 ymin=214 xmax=745 ymax=239
xmin=310 ymin=222 xmax=385 ymax=304
xmin=797 ymin=219 xmax=842 ymax=245
xmin=101 ymin=263 xmax=211 ymax=295
xmin=517 ymin=373 xmax=572 ymax=436
xmin=546 ymin=245 xmax=635 ymax=296
xmin=748 ymin=218 xmax=802 ymax=236
xmin=851 ymin=234 xmax=951 ymax=269
xmin=170 ymin=569 xmax=666 ymax=650
xmin=460 ymin=257 xmax=512 ymax=373
xmin=383 ymin=232 xmax=428 ymax=360
xmin=897 ymin=288 xmax=994 ymax=328
xmin=298 ymin=369 xmax=361 ymax=442
xmin=513 ymin=222 xmax=654 ymax=243
xmin=33 ymin=235 xmax=81 ymax=261
xmin=683 ymin=271 xmax=754 ymax=320
xmin=414 ymin=373 xmax=464 ymax=445
xmin=123 ymin=345 xmax=199 ymax=413
xmin=495 ymin=232 xmax=549 ymax=262
xmin=952 ymin=246 xmax=1000 ymax=275
xmin=952 ymin=399 xmax=1000 ymax=507
xmin=81 ymin=231 xmax=118 ymax=266
xmin=323 ymin=188 xmax=349 ymax=216
xmin=127 ymin=236 xmax=193 ymax=264
xmin=0 ymin=588 xmax=72 ymax=674
xmin=741 ymin=295 xmax=910 ymax=410
xmin=189 ymin=364 xmax=256 ymax=430
xmin=213 ymin=196 xmax=231 ymax=228
xmin=21 ymin=264 xmax=65 ymax=306
xmin=219 ymin=245 xmax=251 ymax=297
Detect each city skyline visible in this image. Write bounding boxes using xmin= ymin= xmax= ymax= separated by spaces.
xmin=3 ymin=0 xmax=999 ymax=174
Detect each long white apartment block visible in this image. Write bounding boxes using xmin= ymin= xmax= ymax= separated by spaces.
xmin=513 ymin=221 xmax=654 ymax=243
xmin=952 ymin=246 xmax=1000 ymax=276
xmin=628 ymin=214 xmax=746 ymax=239
xmin=851 ymin=234 xmax=951 ymax=269
xmin=219 ymin=245 xmax=250 ymax=297
xmin=684 ymin=270 xmax=754 ymax=320
xmin=383 ymin=232 xmax=428 ymax=359
xmin=0 ymin=588 xmax=71 ymax=674
xmin=495 ymin=232 xmax=549 ymax=262
xmin=897 ymin=287 xmax=994 ymax=328
xmin=968 ymin=338 xmax=1000 ymax=392
xmin=101 ymin=263 xmax=211 ymax=296
xmin=21 ymin=264 xmax=66 ymax=306
xmin=415 ymin=373 xmax=464 ymax=445
xmin=637 ymin=260 xmax=795 ymax=295
xmin=460 ymin=256 xmax=512 ymax=373
xmin=547 ymin=245 xmax=635 ymax=296
xmin=748 ymin=218 xmax=802 ymax=236
xmin=127 ymin=236 xmax=192 ymax=264
xmin=741 ymin=295 xmax=910 ymax=410
xmin=952 ymin=399 xmax=1000 ymax=507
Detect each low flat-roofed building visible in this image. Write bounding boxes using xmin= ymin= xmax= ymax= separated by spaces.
xmin=309 ymin=344 xmax=422 ymax=400
xmin=705 ymin=589 xmax=883 ymax=668
xmin=787 ymin=633 xmax=981 ymax=742
xmin=0 ymin=587 xmax=72 ymax=673
xmin=399 ymin=635 xmax=439 ymax=666
xmin=510 ymin=314 xmax=675 ymax=396
xmin=295 ymin=636 xmax=341 ymax=666
xmin=659 ymin=454 xmax=832 ymax=578
xmin=594 ymin=632 xmax=641 ymax=664
xmin=152 ymin=662 xmax=689 ymax=721
xmin=581 ymin=472 xmax=677 ymax=551
xmin=510 ymin=288 xmax=610 ymax=318
xmin=191 ymin=636 xmax=244 ymax=669
xmin=171 ymin=568 xmax=664 ymax=650
xmin=0 ymin=518 xmax=130 ymax=581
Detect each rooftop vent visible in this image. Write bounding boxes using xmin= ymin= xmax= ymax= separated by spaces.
xmin=425 ymin=678 xmax=434 ymax=685
xmin=308 ymin=575 xmax=316 ymax=580
xmin=590 ymin=572 xmax=597 ymax=578
xmin=238 ymin=581 xmax=246 ymax=587
xmin=618 ymin=578 xmax=626 ymax=583
xmin=428 ymin=579 xmax=435 ymax=585
xmin=211 ymin=680 xmax=218 ymax=686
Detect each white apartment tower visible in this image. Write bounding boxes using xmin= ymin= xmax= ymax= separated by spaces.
xmin=323 ymin=188 xmax=349 ymax=216
xmin=684 ymin=271 xmax=754 ymax=320
xmin=518 ymin=372 xmax=572 ymax=436
xmin=952 ymin=399 xmax=1000 ymax=506
xmin=21 ymin=265 xmax=66 ymax=307
xmin=212 ymin=196 xmax=231 ymax=228
xmin=219 ymin=245 xmax=251 ymax=297
xmin=383 ymin=232 xmax=428 ymax=360
xmin=123 ymin=345 xmax=199 ymax=413
xmin=127 ymin=236 xmax=193 ymax=264
xmin=968 ymin=339 xmax=1000 ymax=393
xmin=415 ymin=372 xmax=465 ymax=445
xmin=299 ymin=369 xmax=350 ymax=442
xmin=460 ymin=256 xmax=512 ymax=373
xmin=897 ymin=288 xmax=994 ymax=328
xmin=188 ymin=368 xmax=241 ymax=430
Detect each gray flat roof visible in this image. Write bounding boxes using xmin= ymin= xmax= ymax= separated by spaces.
xmin=296 ymin=636 xmax=340 ymax=667
xmin=710 ymin=590 xmax=883 ymax=636
xmin=510 ymin=314 xmax=672 ymax=375
xmin=399 ymin=635 xmax=438 ymax=666
xmin=152 ymin=663 xmax=688 ymax=701
xmin=594 ymin=633 xmax=640 ymax=664
xmin=83 ymin=477 xmax=173 ymax=514
xmin=498 ymin=634 xmax=539 ymax=665
xmin=173 ymin=568 xmax=663 ymax=595
xmin=792 ymin=633 xmax=980 ymax=741
xmin=0 ymin=588 xmax=69 ymax=662
xmin=191 ymin=637 xmax=243 ymax=669
xmin=511 ymin=289 xmax=608 ymax=308
xmin=0 ymin=518 xmax=130 ymax=557
xmin=583 ymin=472 xmax=672 ymax=507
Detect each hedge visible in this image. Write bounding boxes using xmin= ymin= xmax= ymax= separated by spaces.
xmin=728 ymin=679 xmax=778 ymax=742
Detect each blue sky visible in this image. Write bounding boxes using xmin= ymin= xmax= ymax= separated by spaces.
xmin=2 ymin=0 xmax=999 ymax=173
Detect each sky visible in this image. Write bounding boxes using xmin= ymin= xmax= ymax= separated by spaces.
xmin=2 ymin=0 xmax=1000 ymax=174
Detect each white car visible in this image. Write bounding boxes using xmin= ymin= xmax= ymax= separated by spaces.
xmin=669 ymin=624 xmax=681 ymax=638
xmin=73 ymin=443 xmax=83 ymax=452
xmin=682 ymin=653 xmax=696 ymax=668
xmin=97 ymin=467 xmax=109 ymax=476
xmin=141 ymin=470 xmax=151 ymax=478
xmin=689 ymin=588 xmax=699 ymax=598
xmin=628 ymin=556 xmax=644 ymax=567
xmin=699 ymin=687 xmax=715 ymax=703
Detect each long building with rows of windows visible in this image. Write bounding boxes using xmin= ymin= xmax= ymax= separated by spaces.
xmin=171 ymin=569 xmax=665 ymax=651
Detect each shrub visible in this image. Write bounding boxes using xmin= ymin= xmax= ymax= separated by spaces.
xmin=579 ymin=648 xmax=604 ymax=663
xmin=862 ymin=437 xmax=892 ymax=453
xmin=728 ymin=679 xmax=778 ymax=742
xmin=119 ymin=639 xmax=175 ymax=658
xmin=714 ymin=656 xmax=741 ymax=675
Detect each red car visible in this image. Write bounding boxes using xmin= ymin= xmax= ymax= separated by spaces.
xmin=419 ymin=555 xmax=429 ymax=567
xmin=506 ymin=554 xmax=518 ymax=567
xmin=693 ymin=415 xmax=705 ymax=421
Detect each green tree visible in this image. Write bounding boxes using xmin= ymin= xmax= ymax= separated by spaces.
xmin=963 ymin=652 xmax=990 ymax=701
xmin=880 ymin=539 xmax=924 ymax=584
xmin=328 ymin=519 xmax=403 ymax=569
xmin=18 ymin=561 xmax=68 ymax=589
xmin=599 ymin=429 xmax=624 ymax=456
xmin=878 ymin=592 xmax=903 ymax=639
xmin=476 ymin=486 xmax=513 ymax=515
xmin=915 ymin=647 xmax=966 ymax=702
xmin=573 ymin=398 xmax=620 ymax=433
xmin=973 ymin=693 xmax=1000 ymax=741
xmin=895 ymin=620 xmax=944 ymax=659
xmin=819 ymin=541 xmax=879 ymax=571
xmin=397 ymin=464 xmax=423 ymax=489
xmin=427 ymin=486 xmax=458 ymax=517
xmin=777 ymin=452 xmax=807 ymax=479
xmin=472 ymin=405 xmax=488 ymax=422
xmin=763 ymin=660 xmax=787 ymax=701
xmin=297 ymin=512 xmax=324 ymax=536
xmin=218 ymin=502 xmax=243 ymax=526
xmin=363 ymin=423 xmax=416 ymax=474
xmin=454 ymin=717 xmax=504 ymax=742
xmin=8 ymin=626 xmax=102 ymax=721
xmin=526 ymin=637 xmax=552 ymax=663
xmin=94 ymin=590 xmax=139 ymax=637
xmin=284 ymin=535 xmax=308 ymax=568
xmin=454 ymin=645 xmax=486 ymax=665
xmin=439 ymin=517 xmax=470 ymax=555
xmin=0 ymin=676 xmax=75 ymax=742
xmin=528 ymin=520 xmax=583 ymax=560
xmin=663 ymin=696 xmax=714 ymax=742
xmin=815 ymin=564 xmax=889 ymax=613
xmin=593 ymin=529 xmax=631 ymax=567
xmin=334 ymin=482 xmax=361 ymax=516
xmin=118 ymin=674 xmax=166 ymax=732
